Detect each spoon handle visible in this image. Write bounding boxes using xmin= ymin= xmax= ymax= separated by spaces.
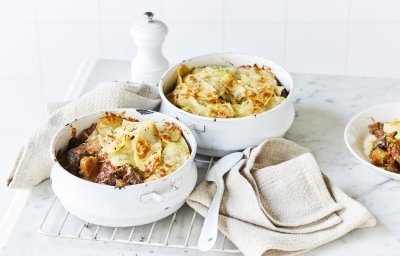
xmin=198 ymin=178 xmax=225 ymax=251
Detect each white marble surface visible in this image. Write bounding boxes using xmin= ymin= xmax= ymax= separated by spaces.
xmin=1 ymin=59 xmax=400 ymax=255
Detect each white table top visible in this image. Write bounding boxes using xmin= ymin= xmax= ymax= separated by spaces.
xmin=1 ymin=59 xmax=400 ymax=256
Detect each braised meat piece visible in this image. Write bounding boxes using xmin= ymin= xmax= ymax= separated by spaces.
xmin=375 ymin=135 xmax=388 ymax=150
xmin=65 ymin=139 xmax=102 ymax=175
xmin=66 ymin=127 xmax=82 ymax=149
xmin=79 ymin=156 xmax=99 ymax=181
xmin=61 ymin=122 xmax=100 ymax=176
xmin=67 ymin=137 xmax=82 ymax=149
xmin=94 ymin=162 xmax=115 ymax=183
xmin=368 ymin=122 xmax=385 ymax=138
xmin=388 ymin=142 xmax=400 ymax=164
xmin=386 ymin=157 xmax=400 ymax=173
xmin=78 ymin=123 xmax=97 ymax=141
xmin=122 ymin=165 xmax=144 ymax=185
xmin=95 ymin=163 xmax=143 ymax=187
xmin=280 ymin=88 xmax=289 ymax=98
xmin=101 ymin=168 xmax=126 ymax=186
xmin=369 ymin=148 xmax=390 ymax=167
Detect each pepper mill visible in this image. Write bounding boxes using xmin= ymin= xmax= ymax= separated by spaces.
xmin=130 ymin=12 xmax=169 ymax=85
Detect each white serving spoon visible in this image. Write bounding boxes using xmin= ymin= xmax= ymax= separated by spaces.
xmin=197 ymin=152 xmax=244 ymax=251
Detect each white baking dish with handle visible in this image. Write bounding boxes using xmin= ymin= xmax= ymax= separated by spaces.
xmin=50 ymin=108 xmax=197 ymax=227
xmin=159 ymin=52 xmax=295 ymax=157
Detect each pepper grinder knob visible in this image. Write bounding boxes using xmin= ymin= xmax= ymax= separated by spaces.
xmin=130 ymin=12 xmax=169 ymax=85
xmin=144 ymin=12 xmax=154 ymax=23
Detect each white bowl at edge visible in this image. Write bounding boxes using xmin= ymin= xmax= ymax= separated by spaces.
xmin=344 ymin=102 xmax=400 ymax=181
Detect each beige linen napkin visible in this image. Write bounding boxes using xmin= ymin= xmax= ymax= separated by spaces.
xmin=7 ymin=81 xmax=161 ymax=189
xmin=186 ymin=138 xmax=376 ymax=256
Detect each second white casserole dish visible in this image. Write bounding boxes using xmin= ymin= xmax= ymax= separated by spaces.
xmin=50 ymin=108 xmax=198 ymax=227
xmin=159 ymin=52 xmax=295 ymax=156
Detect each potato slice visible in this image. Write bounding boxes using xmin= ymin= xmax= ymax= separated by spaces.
xmin=96 ymin=113 xmax=123 ymax=136
xmin=384 ymin=120 xmax=400 ymax=139
xmin=162 ymin=137 xmax=190 ymax=174
xmin=133 ymin=120 xmax=162 ymax=172
xmin=177 ymin=64 xmax=192 ymax=84
xmin=156 ymin=121 xmax=182 ymax=142
xmin=108 ymin=139 xmax=136 ymax=167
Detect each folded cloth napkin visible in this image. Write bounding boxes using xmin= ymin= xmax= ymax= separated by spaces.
xmin=7 ymin=81 xmax=161 ymax=189
xmin=186 ymin=138 xmax=376 ymax=256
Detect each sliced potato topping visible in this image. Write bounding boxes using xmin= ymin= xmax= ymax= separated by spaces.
xmin=168 ymin=64 xmax=288 ymax=118
xmin=96 ymin=113 xmax=190 ymax=182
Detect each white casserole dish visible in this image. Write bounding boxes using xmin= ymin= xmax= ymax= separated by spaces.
xmin=159 ymin=52 xmax=295 ymax=156
xmin=50 ymin=108 xmax=197 ymax=227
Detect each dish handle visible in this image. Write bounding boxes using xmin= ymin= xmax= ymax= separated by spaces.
xmin=140 ymin=177 xmax=182 ymax=203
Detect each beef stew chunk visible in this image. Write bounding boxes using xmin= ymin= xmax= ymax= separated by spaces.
xmin=59 ymin=122 xmax=146 ymax=187
xmin=79 ymin=156 xmax=99 ymax=181
xmin=95 ymin=163 xmax=143 ymax=187
xmin=78 ymin=123 xmax=97 ymax=141
xmin=388 ymin=142 xmax=400 ymax=165
xmin=64 ymin=139 xmax=101 ymax=175
xmin=368 ymin=122 xmax=385 ymax=138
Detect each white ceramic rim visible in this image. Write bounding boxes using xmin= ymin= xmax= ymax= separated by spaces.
xmin=50 ymin=109 xmax=197 ymax=190
xmin=158 ymin=52 xmax=294 ymax=122
xmin=344 ymin=102 xmax=400 ymax=179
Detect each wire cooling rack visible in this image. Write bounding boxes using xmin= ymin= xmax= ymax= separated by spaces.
xmin=38 ymin=156 xmax=241 ymax=254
